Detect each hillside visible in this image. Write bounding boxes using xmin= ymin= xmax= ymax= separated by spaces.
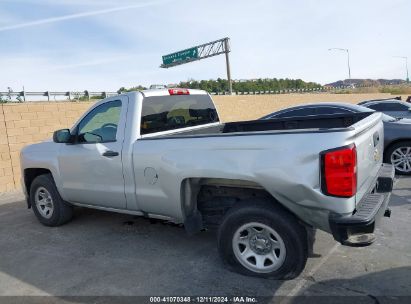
xmin=325 ymin=79 xmax=406 ymax=87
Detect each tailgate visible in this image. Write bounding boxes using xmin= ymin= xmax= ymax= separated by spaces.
xmin=351 ymin=113 xmax=384 ymax=204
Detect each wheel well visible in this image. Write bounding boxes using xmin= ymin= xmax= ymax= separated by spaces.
xmin=182 ymin=178 xmax=289 ymax=232
xmin=24 ymin=168 xmax=52 ymax=197
xmin=197 ymin=185 xmax=274 ymax=229
xmin=384 ymin=139 xmax=411 ymax=160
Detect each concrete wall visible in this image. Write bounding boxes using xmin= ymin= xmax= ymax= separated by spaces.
xmin=0 ymin=93 xmax=402 ymax=192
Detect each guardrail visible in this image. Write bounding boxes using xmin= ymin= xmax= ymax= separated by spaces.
xmin=0 ymin=86 xmax=342 ymax=101
xmin=0 ymin=91 xmax=118 ymax=102
xmin=1 ymin=85 xmax=407 ymax=101
xmin=210 ymin=87 xmax=324 ymax=95
xmin=0 ymin=88 xmax=325 ymax=101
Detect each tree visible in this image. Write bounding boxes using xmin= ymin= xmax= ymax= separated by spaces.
xmin=118 ymin=78 xmax=322 ymax=94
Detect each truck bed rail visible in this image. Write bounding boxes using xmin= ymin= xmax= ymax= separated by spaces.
xmin=223 ymin=112 xmax=373 ymax=133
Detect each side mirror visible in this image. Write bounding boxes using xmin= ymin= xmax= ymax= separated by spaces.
xmin=53 ymin=129 xmax=71 ymax=143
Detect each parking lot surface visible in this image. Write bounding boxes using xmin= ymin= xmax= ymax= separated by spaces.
xmin=0 ymin=177 xmax=410 ymax=302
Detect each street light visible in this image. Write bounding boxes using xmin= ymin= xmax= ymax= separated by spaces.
xmin=393 ymin=56 xmax=409 ymax=83
xmin=329 ymin=48 xmax=351 ymax=84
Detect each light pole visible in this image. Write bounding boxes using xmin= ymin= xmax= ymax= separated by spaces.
xmin=393 ymin=56 xmax=409 ymax=83
xmin=329 ymin=48 xmax=351 ymax=84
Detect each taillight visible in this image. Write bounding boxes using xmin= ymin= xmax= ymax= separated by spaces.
xmin=168 ymin=88 xmax=190 ymax=95
xmin=321 ymin=144 xmax=357 ymax=197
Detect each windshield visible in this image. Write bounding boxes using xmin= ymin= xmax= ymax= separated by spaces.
xmin=140 ymin=94 xmax=219 ymax=135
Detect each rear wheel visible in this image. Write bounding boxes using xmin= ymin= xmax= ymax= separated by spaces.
xmin=30 ymin=174 xmax=73 ymax=226
xmin=217 ymin=200 xmax=308 ymax=280
xmin=232 ymin=222 xmax=287 ymax=274
xmin=385 ymin=141 xmax=411 ymax=175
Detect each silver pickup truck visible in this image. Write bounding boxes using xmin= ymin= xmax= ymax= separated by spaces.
xmin=20 ymin=88 xmax=394 ymax=279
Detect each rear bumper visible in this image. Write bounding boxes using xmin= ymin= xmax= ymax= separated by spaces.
xmin=329 ymin=163 xmax=394 ymax=247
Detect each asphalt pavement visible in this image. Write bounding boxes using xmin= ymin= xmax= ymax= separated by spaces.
xmin=0 ymin=177 xmax=410 ymax=303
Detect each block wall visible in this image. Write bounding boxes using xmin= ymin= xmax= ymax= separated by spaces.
xmin=0 ymin=102 xmax=93 ymax=191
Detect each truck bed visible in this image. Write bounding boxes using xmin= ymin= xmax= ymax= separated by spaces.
xmin=150 ymin=112 xmax=373 ymax=138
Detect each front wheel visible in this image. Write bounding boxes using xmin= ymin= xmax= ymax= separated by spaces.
xmin=30 ymin=174 xmax=73 ymax=226
xmin=217 ymin=200 xmax=308 ymax=280
xmin=385 ymin=141 xmax=411 ymax=175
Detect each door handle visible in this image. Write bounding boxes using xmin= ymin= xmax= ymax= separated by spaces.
xmin=102 ymin=150 xmax=119 ymax=157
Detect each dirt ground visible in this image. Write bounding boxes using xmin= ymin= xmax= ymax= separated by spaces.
xmin=213 ymin=93 xmax=409 ymax=122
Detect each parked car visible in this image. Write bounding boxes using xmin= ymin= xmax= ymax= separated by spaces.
xmin=149 ymin=84 xmax=167 ymax=89
xmin=262 ymin=102 xmax=411 ymax=175
xmin=20 ymin=89 xmax=393 ymax=279
xmin=359 ymin=100 xmax=411 ymax=119
xmin=357 ymin=97 xmax=401 ymax=106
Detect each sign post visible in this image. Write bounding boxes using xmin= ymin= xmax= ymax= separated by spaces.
xmin=161 ymin=38 xmax=232 ymax=95
xmin=224 ymin=39 xmax=232 ymax=95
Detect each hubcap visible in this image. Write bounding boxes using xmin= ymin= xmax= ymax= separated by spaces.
xmin=34 ymin=187 xmax=54 ymax=219
xmin=232 ymin=222 xmax=286 ymax=273
xmin=391 ymin=147 xmax=411 ymax=173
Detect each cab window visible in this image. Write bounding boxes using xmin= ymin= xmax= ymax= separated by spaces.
xmin=141 ymin=95 xmax=219 ymax=135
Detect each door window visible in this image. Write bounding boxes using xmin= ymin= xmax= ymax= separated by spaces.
xmin=367 ymin=104 xmax=385 ymax=111
xmin=77 ymin=100 xmax=122 ymax=143
xmin=315 ymin=107 xmax=351 ymax=115
xmin=276 ymin=108 xmax=315 ymax=118
xmin=383 ymin=103 xmax=408 ymax=111
xmin=368 ymin=103 xmax=408 ymax=111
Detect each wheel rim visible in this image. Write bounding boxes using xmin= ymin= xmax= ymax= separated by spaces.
xmin=232 ymin=222 xmax=286 ymax=273
xmin=391 ymin=146 xmax=411 ymax=173
xmin=34 ymin=187 xmax=54 ymax=219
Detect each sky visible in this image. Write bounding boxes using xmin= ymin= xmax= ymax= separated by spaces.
xmin=0 ymin=0 xmax=410 ymax=91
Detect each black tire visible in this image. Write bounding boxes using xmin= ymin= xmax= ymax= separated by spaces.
xmin=217 ymin=199 xmax=308 ymax=280
xmin=384 ymin=141 xmax=411 ymax=175
xmin=30 ymin=174 xmax=73 ymax=226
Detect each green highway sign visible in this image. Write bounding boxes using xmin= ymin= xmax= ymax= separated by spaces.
xmin=162 ymin=47 xmax=199 ymax=66
xmin=159 ymin=38 xmax=232 ymax=93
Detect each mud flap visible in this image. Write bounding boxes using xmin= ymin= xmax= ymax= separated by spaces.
xmin=184 ymin=212 xmax=203 ymax=235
